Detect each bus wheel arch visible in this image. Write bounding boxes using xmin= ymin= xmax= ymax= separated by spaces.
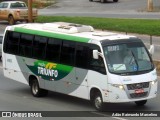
xmin=29 ymin=75 xmax=48 ymax=97
xmin=90 ymin=88 xmax=105 ymax=111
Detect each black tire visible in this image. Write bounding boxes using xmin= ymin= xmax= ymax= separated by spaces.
xmin=100 ymin=0 xmax=106 ymax=3
xmin=113 ymin=0 xmax=118 ymax=2
xmin=8 ymin=15 xmax=15 ymax=25
xmin=30 ymin=79 xmax=48 ymax=97
xmin=135 ymin=100 xmax=147 ymax=106
xmin=89 ymin=0 xmax=93 ymax=1
xmin=93 ymin=92 xmax=105 ymax=111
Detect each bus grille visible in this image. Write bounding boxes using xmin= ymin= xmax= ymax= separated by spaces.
xmin=127 ymin=82 xmax=149 ymax=90
xmin=130 ymin=92 xmax=148 ymax=98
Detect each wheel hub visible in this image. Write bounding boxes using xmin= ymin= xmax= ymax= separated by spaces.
xmin=95 ymin=97 xmax=102 ymax=109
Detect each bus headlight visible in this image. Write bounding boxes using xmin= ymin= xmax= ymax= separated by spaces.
xmin=151 ymin=80 xmax=158 ymax=85
xmin=112 ymin=84 xmax=124 ymax=90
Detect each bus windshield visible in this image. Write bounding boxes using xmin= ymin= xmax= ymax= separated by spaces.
xmin=103 ymin=42 xmax=153 ymax=75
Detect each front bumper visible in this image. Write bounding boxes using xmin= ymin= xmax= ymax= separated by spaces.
xmin=103 ymin=81 xmax=158 ymax=103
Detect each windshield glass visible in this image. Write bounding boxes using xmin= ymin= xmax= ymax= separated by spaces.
xmin=103 ymin=42 xmax=153 ymax=75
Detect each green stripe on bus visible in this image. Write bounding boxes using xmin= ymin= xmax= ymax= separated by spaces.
xmin=14 ymin=27 xmax=90 ymax=43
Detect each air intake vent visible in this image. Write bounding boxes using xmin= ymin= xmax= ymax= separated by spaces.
xmin=42 ymin=22 xmax=94 ymax=34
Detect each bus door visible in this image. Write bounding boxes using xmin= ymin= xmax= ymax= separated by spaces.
xmin=73 ymin=44 xmax=90 ymax=99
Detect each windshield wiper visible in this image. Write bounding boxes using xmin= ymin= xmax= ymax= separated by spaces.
xmin=130 ymin=50 xmax=139 ymax=71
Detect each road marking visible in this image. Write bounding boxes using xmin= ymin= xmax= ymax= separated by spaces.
xmin=112 ymin=117 xmax=128 ymax=120
xmin=91 ymin=111 xmax=109 ymax=117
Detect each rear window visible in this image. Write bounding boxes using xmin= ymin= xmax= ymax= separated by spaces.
xmin=0 ymin=3 xmax=9 ymax=8
xmin=10 ymin=2 xmax=26 ymax=8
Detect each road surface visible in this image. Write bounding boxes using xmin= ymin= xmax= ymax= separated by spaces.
xmin=39 ymin=0 xmax=160 ymax=19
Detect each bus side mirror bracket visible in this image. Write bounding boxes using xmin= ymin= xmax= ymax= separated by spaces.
xmin=149 ymin=44 xmax=154 ymax=55
xmin=93 ymin=50 xmax=103 ymax=59
xmin=93 ymin=50 xmax=99 ymax=59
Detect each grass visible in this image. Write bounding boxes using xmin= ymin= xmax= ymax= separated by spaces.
xmin=36 ymin=16 xmax=160 ymax=36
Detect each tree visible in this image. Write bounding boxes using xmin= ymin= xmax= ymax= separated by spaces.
xmin=147 ymin=0 xmax=153 ymax=12
xmin=28 ymin=0 xmax=33 ymax=22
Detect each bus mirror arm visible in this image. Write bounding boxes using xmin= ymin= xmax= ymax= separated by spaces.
xmin=149 ymin=44 xmax=154 ymax=55
xmin=93 ymin=50 xmax=103 ymax=59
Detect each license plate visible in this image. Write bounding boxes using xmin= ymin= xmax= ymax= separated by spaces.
xmin=135 ymin=89 xmax=144 ymax=94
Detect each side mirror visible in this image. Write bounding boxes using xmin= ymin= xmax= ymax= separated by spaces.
xmin=149 ymin=44 xmax=154 ymax=55
xmin=93 ymin=50 xmax=99 ymax=59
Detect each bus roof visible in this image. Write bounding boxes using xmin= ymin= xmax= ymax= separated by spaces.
xmin=6 ymin=22 xmax=137 ymax=43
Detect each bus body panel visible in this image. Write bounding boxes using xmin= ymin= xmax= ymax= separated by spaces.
xmin=3 ymin=54 xmax=29 ymax=85
xmin=87 ymin=70 xmax=109 ymax=101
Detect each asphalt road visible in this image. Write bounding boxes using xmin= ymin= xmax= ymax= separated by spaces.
xmin=0 ymin=63 xmax=160 ymax=120
xmin=39 ymin=0 xmax=160 ymax=19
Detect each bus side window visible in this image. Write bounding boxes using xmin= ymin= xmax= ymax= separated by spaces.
xmin=4 ymin=31 xmax=20 ymax=55
xmin=60 ymin=41 xmax=76 ymax=66
xmin=33 ymin=36 xmax=47 ymax=59
xmin=46 ymin=38 xmax=62 ymax=63
xmin=19 ymin=33 xmax=33 ymax=57
xmin=89 ymin=45 xmax=106 ymax=75
xmin=75 ymin=43 xmax=89 ymax=69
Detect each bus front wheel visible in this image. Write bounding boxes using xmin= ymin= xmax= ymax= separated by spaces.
xmin=135 ymin=100 xmax=147 ymax=106
xmin=93 ymin=92 xmax=105 ymax=111
xmin=30 ymin=79 xmax=48 ymax=97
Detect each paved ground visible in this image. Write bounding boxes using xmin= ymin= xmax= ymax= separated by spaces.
xmin=39 ymin=0 xmax=160 ymax=19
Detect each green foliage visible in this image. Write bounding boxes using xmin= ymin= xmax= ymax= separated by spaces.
xmin=36 ymin=16 xmax=160 ymax=36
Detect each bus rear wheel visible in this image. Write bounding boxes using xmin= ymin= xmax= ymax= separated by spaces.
xmin=30 ymin=79 xmax=48 ymax=97
xmin=135 ymin=100 xmax=147 ymax=106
